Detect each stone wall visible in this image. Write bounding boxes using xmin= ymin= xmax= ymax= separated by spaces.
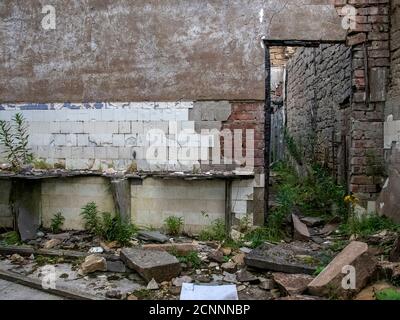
xmin=286 ymin=44 xmax=352 ymax=176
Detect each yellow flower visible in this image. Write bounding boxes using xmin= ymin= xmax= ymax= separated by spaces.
xmin=344 ymin=195 xmax=359 ymax=204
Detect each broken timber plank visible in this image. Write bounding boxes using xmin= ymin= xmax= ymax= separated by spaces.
xmin=0 ymin=269 xmax=103 ymax=300
xmin=0 ymin=245 xmax=120 ymax=261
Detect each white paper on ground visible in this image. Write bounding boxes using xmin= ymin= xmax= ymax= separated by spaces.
xmin=180 ymin=283 xmax=238 ymax=300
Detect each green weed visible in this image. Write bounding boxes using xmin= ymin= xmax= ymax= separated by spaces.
xmin=164 ymin=216 xmax=184 ymax=236
xmin=50 ymin=212 xmax=65 ymax=233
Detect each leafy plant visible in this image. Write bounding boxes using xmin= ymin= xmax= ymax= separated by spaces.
xmin=339 ymin=214 xmax=400 ymax=238
xmin=100 ymin=212 xmax=138 ymax=246
xmin=0 ymin=113 xmax=33 ymax=170
xmin=199 ymin=219 xmax=226 ymax=241
xmin=33 ymin=159 xmax=53 ymax=170
xmin=164 ymin=216 xmax=184 ymax=236
xmin=80 ymin=202 xmax=137 ymax=245
xmin=50 ymin=212 xmax=65 ymax=233
xmin=375 ymin=288 xmax=400 ymax=300
xmin=172 ymin=250 xmax=201 ymax=269
xmin=1 ymin=231 xmax=20 ymax=245
xmin=80 ymin=202 xmax=101 ymax=234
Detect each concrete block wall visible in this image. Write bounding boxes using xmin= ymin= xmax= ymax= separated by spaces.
xmin=41 ymin=177 xmax=115 ymax=230
xmin=0 ymin=181 xmax=12 ymax=228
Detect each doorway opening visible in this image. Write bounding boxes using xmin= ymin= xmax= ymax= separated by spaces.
xmin=263 ymin=40 xmax=352 ymax=224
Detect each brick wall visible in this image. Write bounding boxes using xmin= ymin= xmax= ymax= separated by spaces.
xmin=334 ymin=0 xmax=390 ymax=205
xmin=286 ymin=44 xmax=352 ymax=175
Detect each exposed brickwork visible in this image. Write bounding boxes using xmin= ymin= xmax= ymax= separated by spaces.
xmin=221 ymin=102 xmax=265 ymax=171
xmin=334 ymin=0 xmax=390 ymax=203
xmin=286 ymin=44 xmax=352 ymax=178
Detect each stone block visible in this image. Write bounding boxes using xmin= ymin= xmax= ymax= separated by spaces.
xmin=308 ymin=241 xmax=377 ymax=298
xmin=120 ymin=248 xmax=181 ymax=282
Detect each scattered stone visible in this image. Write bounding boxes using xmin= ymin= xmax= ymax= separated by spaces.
xmin=107 ymin=260 xmax=126 ymax=273
xmin=279 ymin=295 xmax=325 ymax=300
xmin=127 ymin=294 xmax=138 ymax=300
xmin=208 ymin=262 xmax=219 ymax=268
xmin=172 ymin=276 xmax=193 ymax=287
xmin=232 ymin=253 xmax=246 ymax=266
xmin=239 ymin=287 xmax=273 ymax=300
xmin=230 ymin=229 xmax=244 ymax=242
xmin=221 ymin=261 xmax=237 ymax=273
xmin=89 ymin=247 xmax=104 ymax=254
xmin=208 ymin=250 xmax=225 ymax=263
xmin=137 ymin=231 xmax=169 ymax=243
xmin=377 ymin=261 xmax=400 ymax=280
xmin=48 ymin=232 xmax=70 ymax=240
xmin=236 ymin=269 xmax=259 ymax=284
xmin=237 ymin=285 xmax=246 ymax=292
xmin=36 ymin=231 xmax=45 ymax=238
xmin=147 ymin=278 xmax=159 ymax=290
xmin=169 ymin=286 xmax=181 ymax=296
xmin=270 ymin=289 xmax=281 ymax=299
xmin=223 ymin=272 xmax=237 ymax=283
xmin=221 ymin=247 xmax=232 ymax=256
xmin=212 ymin=274 xmax=224 ymax=282
xmin=245 ymin=242 xmax=322 ymax=275
xmin=120 ymin=248 xmax=181 ymax=282
xmin=355 ymin=281 xmax=395 ymax=300
xmin=10 ymin=254 xmax=25 ymax=264
xmin=80 ymin=254 xmax=107 ymax=275
xmin=240 ymin=247 xmax=252 ymax=254
xmin=389 ymin=237 xmax=400 ymax=262
xmin=259 ymin=279 xmax=276 ymax=290
xmin=292 ymin=214 xmax=310 ymax=241
xmin=43 ymin=239 xmax=62 ymax=249
xmin=106 ymin=290 xmax=125 ymax=300
xmin=196 ymin=275 xmax=211 ymax=283
xmin=320 ymin=222 xmax=339 ymax=236
xmin=300 ymin=217 xmax=325 ymax=227
xmin=308 ymin=241 xmax=377 ymax=298
xmin=205 ymin=241 xmax=219 ymax=249
xmin=273 ymin=273 xmax=314 ymax=296
xmin=0 ymin=163 xmax=12 ymax=170
xmin=142 ymin=243 xmax=197 ymax=255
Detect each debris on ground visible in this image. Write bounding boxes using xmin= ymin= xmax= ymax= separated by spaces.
xmin=292 ymin=214 xmax=310 ymax=241
xmin=121 ymin=248 xmax=181 ymax=282
xmin=245 ymin=242 xmax=323 ymax=275
xmin=308 ymin=241 xmax=377 ymax=299
xmin=80 ymin=254 xmax=107 ymax=275
xmin=272 ymin=273 xmax=314 ymax=296
xmin=137 ymin=231 xmax=169 ymax=243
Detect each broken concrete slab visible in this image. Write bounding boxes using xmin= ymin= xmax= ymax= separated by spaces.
xmin=142 ymin=243 xmax=197 ymax=255
xmin=137 ymin=231 xmax=169 ymax=243
xmin=236 ymin=269 xmax=259 ymax=284
xmin=292 ymin=214 xmax=310 ymax=241
xmin=308 ymin=241 xmax=377 ymax=298
xmin=245 ymin=242 xmax=322 ymax=275
xmin=221 ymin=261 xmax=237 ymax=273
xmin=80 ymin=255 xmax=107 ymax=275
xmin=106 ymin=261 xmax=126 ymax=273
xmin=300 ymin=217 xmax=325 ymax=227
xmin=172 ymin=276 xmax=193 ymax=287
xmin=272 ymin=273 xmax=314 ymax=296
xmin=120 ymin=248 xmax=181 ymax=282
xmin=48 ymin=233 xmax=71 ymax=241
